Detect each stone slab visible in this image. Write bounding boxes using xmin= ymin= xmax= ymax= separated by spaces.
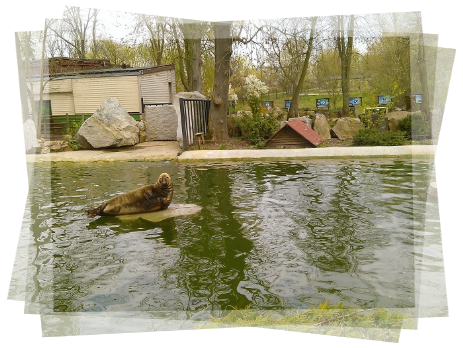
xmin=114 ymin=203 xmax=202 ymax=222
xmin=426 ymin=180 xmax=463 ymax=202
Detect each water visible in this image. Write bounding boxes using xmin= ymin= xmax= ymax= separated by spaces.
xmin=11 ymin=159 xmax=445 ymax=323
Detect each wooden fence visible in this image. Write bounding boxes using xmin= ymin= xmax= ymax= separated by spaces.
xmin=39 ymin=113 xmax=142 ymax=140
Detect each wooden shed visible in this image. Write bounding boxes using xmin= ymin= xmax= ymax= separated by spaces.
xmin=31 ymin=63 xmax=176 ymax=116
xmin=266 ymin=119 xmax=325 ymax=148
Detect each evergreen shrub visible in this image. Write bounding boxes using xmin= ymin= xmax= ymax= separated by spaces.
xmin=398 ymin=113 xmax=428 ymax=140
xmin=353 ymin=128 xmax=407 ymax=146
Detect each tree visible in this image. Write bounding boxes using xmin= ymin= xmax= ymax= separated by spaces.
xmin=313 ymin=49 xmax=342 ymax=108
xmin=1 ymin=0 xmax=29 ymax=123
xmin=439 ymin=0 xmax=463 ymax=107
xmin=209 ymin=21 xmax=233 ymax=141
xmin=172 ymin=19 xmax=204 ymax=93
xmin=48 ymin=7 xmax=100 ymax=59
xmin=133 ymin=14 xmax=170 ymax=66
xmin=287 ymin=17 xmax=318 ymax=119
xmin=334 ymin=15 xmax=355 ymax=117
xmin=408 ymin=0 xmax=439 ymax=112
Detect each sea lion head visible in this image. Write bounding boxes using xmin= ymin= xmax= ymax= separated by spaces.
xmin=158 ymin=173 xmax=173 ymax=189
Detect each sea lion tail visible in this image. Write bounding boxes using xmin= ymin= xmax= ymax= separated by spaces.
xmin=86 ymin=203 xmax=106 ymax=217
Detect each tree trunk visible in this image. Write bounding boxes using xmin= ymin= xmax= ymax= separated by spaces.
xmin=1 ymin=0 xmax=29 ymax=123
xmin=209 ymin=22 xmax=232 ymax=141
xmin=287 ymin=17 xmax=318 ymax=120
xmin=336 ymin=15 xmax=355 ymax=117
xmin=189 ymin=37 xmax=202 ymax=92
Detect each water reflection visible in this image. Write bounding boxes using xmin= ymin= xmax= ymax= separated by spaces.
xmin=14 ymin=159 xmax=440 ymax=317
xmin=170 ymin=166 xmax=254 ymax=311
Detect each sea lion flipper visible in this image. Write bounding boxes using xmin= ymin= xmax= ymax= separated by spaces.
xmin=87 ymin=202 xmax=108 ymax=217
xmin=143 ymin=188 xmax=153 ymax=200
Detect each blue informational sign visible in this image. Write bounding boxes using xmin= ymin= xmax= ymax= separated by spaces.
xmin=349 ymin=97 xmax=362 ymax=106
xmin=285 ymin=100 xmax=292 ymax=109
xmin=316 ymin=98 xmax=330 ymax=108
xmin=262 ymin=101 xmax=273 ymax=109
xmin=378 ymin=96 xmax=392 ymax=105
xmin=414 ymin=94 xmax=422 ymax=104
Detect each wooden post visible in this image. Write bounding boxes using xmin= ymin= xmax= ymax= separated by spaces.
xmin=66 ymin=113 xmax=70 ymax=129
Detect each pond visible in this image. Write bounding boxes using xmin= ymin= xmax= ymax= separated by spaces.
xmin=11 ymin=158 xmax=446 ymax=334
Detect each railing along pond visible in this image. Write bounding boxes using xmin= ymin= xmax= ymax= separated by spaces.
xmin=39 ymin=113 xmax=141 ymax=140
xmin=179 ymin=98 xmax=211 ymax=151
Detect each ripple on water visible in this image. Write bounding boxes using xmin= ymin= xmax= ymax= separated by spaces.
xmin=22 ymin=159 xmax=443 ymax=316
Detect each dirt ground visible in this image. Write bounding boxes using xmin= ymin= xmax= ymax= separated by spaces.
xmin=201 ymin=138 xmax=353 ymax=150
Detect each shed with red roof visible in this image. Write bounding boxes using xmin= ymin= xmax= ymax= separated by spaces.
xmin=265 ymin=119 xmax=325 ymax=148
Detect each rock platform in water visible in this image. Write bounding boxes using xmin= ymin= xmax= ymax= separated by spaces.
xmin=115 ymin=203 xmax=202 ymax=222
xmin=426 ymin=180 xmax=463 ymax=202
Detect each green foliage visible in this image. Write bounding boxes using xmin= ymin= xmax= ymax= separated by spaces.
xmin=353 ymin=128 xmax=407 ymax=146
xmin=229 ymin=88 xmax=284 ymax=146
xmin=398 ymin=113 xmax=429 ymax=140
xmin=63 ymin=121 xmax=83 ymax=150
xmin=64 ymin=121 xmax=83 ymax=137
xmin=161 ymin=303 xmax=463 ymax=348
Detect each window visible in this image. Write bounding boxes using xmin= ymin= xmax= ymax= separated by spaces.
xmin=35 ymin=100 xmax=52 ymax=116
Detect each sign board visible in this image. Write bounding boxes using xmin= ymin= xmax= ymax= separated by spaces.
xmin=349 ymin=97 xmax=362 ymax=106
xmin=285 ymin=100 xmax=292 ymax=109
xmin=262 ymin=101 xmax=274 ymax=109
xmin=413 ymin=94 xmax=423 ymax=104
xmin=316 ymin=98 xmax=330 ymax=108
xmin=378 ymin=96 xmax=392 ymax=105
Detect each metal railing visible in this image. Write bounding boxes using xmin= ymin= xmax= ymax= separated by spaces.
xmin=179 ymin=98 xmax=211 ymax=151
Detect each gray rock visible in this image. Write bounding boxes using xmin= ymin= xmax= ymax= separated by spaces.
xmin=387 ymin=111 xmax=410 ymax=132
xmin=173 ymin=91 xmax=207 ymax=147
xmin=443 ymin=110 xmax=463 ymax=127
xmin=442 ymin=127 xmax=463 ymax=139
xmin=145 ymin=105 xmax=178 ymax=141
xmin=23 ymin=119 xmax=40 ymax=153
xmin=426 ymin=180 xmax=463 ymax=201
xmin=312 ymin=114 xmax=331 ymax=140
xmin=115 ymin=203 xmax=202 ymax=223
xmin=426 ymin=109 xmax=444 ymax=139
xmin=75 ymin=98 xmax=139 ymax=149
xmin=331 ymin=117 xmax=363 ymax=140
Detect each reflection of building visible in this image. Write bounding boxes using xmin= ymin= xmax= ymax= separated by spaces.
xmin=28 ymin=58 xmax=176 ymax=116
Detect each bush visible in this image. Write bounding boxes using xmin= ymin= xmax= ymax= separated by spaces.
xmin=229 ymin=91 xmax=285 ymax=145
xmin=238 ymin=109 xmax=283 ymax=146
xmin=161 ymin=303 xmax=463 ymax=348
xmin=398 ymin=113 xmax=428 ymax=140
xmin=353 ymin=128 xmax=407 ymax=146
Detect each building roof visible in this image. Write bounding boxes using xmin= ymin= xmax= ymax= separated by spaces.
xmin=0 ymin=57 xmax=175 ymax=89
xmin=266 ymin=119 xmax=325 ymax=147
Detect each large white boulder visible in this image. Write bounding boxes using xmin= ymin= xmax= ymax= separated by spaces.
xmin=75 ymin=98 xmax=140 ymax=149
xmin=144 ymin=105 xmax=178 ymax=141
xmin=312 ymin=114 xmax=331 ymax=140
xmin=173 ymin=91 xmax=207 ymax=148
xmin=331 ymin=117 xmax=363 ymax=140
xmin=23 ymin=119 xmax=40 ymax=153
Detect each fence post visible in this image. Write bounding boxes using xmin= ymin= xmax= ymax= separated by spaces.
xmin=66 ymin=113 xmax=70 ymax=129
xmin=179 ymin=98 xmax=188 ymax=151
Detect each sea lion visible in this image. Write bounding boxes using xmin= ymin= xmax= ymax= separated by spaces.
xmin=87 ymin=173 xmax=173 ymax=217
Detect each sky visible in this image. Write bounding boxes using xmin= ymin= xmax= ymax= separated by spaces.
xmin=99 ymin=0 xmax=287 ymax=40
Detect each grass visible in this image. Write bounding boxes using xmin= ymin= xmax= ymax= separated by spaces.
xmin=161 ymin=303 xmax=463 ymax=348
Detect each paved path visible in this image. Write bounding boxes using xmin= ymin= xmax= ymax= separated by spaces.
xmin=26 ymin=141 xmax=437 ymax=163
